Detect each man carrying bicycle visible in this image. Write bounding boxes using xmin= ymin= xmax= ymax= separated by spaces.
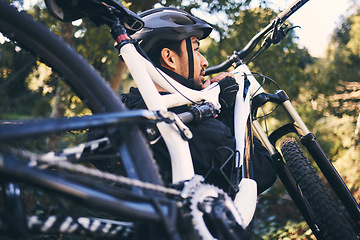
xmin=121 ymin=7 xmax=276 ymax=195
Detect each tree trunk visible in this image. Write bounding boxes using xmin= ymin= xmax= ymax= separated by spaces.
xmin=109 ymin=60 xmax=127 ymax=93
xmin=47 ymin=22 xmax=74 ymax=152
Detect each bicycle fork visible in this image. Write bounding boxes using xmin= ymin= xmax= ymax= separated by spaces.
xmin=251 ymin=90 xmax=360 ymax=232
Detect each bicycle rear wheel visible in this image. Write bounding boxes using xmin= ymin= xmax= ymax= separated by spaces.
xmin=280 ymin=137 xmax=357 ymax=240
xmin=0 ymin=2 xmax=161 ymax=183
xmin=0 ymin=1 xmax=162 ymax=185
xmin=0 ymin=2 xmax=163 ymax=238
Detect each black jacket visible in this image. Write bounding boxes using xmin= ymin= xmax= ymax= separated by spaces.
xmin=121 ymin=87 xmax=276 ymax=194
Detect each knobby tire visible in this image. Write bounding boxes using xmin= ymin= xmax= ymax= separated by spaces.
xmin=280 ymin=137 xmax=357 ymax=240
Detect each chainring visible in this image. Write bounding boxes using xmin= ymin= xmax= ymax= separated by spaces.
xmin=189 ymin=184 xmax=245 ymax=240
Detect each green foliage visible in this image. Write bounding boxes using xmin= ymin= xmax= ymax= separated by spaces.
xmin=0 ymin=38 xmax=54 ymax=119
xmin=260 ymin=221 xmax=315 ymax=240
xmin=123 ymin=0 xmax=158 ymax=12
xmin=73 ymin=19 xmax=120 ymax=82
xmin=252 ymin=180 xmax=315 ymax=239
xmin=311 ymin=114 xmax=360 ymax=199
xmin=306 ymin=8 xmax=360 ymax=98
xmin=160 ymin=0 xmax=251 ymax=16
xmin=346 ymin=15 xmax=360 ymax=56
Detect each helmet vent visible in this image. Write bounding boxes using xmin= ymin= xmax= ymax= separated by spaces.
xmin=161 ymin=15 xmax=195 ymax=25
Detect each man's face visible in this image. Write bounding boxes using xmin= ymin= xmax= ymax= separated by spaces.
xmin=172 ymin=36 xmax=209 ymax=89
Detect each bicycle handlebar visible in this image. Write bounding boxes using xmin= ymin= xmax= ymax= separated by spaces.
xmin=277 ymin=0 xmax=309 ymax=23
xmin=205 ymin=0 xmax=309 ymax=75
xmin=205 ymin=21 xmax=274 ymax=75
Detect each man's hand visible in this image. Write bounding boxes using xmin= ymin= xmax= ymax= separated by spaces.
xmin=218 ymin=76 xmax=239 ymax=110
xmin=201 ymin=72 xmax=235 ymax=89
xmin=202 ymin=72 xmax=239 ymax=111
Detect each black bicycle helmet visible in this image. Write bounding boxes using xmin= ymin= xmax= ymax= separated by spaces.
xmin=131 ymin=7 xmax=212 ymax=89
xmin=132 ymin=7 xmax=212 ymax=54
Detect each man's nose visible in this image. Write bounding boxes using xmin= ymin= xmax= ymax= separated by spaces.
xmin=201 ymin=54 xmax=209 ymax=68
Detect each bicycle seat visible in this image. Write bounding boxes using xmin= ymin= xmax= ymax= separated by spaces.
xmin=45 ymin=0 xmax=144 ymax=33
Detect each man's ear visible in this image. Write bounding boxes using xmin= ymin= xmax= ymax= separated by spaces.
xmin=160 ymin=48 xmax=177 ymax=70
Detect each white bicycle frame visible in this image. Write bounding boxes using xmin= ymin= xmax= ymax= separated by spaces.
xmin=120 ymin=42 xmax=267 ymax=228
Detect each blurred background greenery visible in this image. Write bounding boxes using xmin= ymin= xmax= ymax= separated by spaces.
xmin=1 ymin=0 xmax=359 ymax=239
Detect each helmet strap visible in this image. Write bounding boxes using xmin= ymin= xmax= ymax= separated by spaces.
xmin=158 ymin=66 xmax=194 ymax=89
xmin=157 ymin=37 xmax=196 ymax=89
xmin=185 ymin=38 xmax=195 ymax=85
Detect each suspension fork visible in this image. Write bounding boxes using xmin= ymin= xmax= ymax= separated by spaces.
xmin=252 ymin=119 xmax=324 ymax=239
xmin=252 ymin=90 xmax=360 ymax=228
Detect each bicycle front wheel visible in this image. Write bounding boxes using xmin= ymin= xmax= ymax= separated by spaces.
xmin=280 ymin=137 xmax=357 ymax=240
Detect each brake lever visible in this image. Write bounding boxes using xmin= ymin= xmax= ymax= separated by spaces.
xmin=262 ymin=19 xmax=300 ymax=46
xmin=269 ymin=18 xmax=286 ymax=44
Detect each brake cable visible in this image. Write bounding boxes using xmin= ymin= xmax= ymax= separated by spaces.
xmin=246 ymin=19 xmax=300 ymax=64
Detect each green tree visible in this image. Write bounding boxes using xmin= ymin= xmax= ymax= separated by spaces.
xmin=298 ymin=3 xmax=360 ymax=201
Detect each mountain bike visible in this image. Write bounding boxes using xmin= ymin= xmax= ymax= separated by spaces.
xmin=0 ymin=0 xmax=359 ymax=239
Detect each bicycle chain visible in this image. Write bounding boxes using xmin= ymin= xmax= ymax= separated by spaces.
xmin=50 ymin=161 xmax=182 ymax=195
xmin=6 ymin=147 xmax=182 ymax=196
